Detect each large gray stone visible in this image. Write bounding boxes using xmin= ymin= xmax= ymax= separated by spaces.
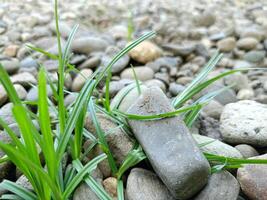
xmin=126 ymin=168 xmax=175 ymax=200
xmin=73 ymin=183 xmax=100 ymax=200
xmin=193 ymin=170 xmax=240 ymax=200
xmin=127 ymin=87 xmax=210 ymax=199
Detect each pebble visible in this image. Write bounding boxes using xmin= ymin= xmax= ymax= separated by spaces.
xmin=194 ymin=10 xmax=216 ymax=27
xmin=127 ymin=87 xmax=210 ymax=199
xmin=73 ymin=183 xmax=100 ymax=200
xmin=16 ymin=175 xmax=33 ymax=191
xmin=126 ymin=168 xmax=175 ymax=200
xmin=0 ymin=103 xmax=15 ymax=127
xmin=193 ymin=170 xmax=239 ymax=200
xmin=120 ymin=66 xmax=154 ymax=81
xmin=102 ymin=177 xmax=117 ymax=198
xmin=217 ymin=37 xmax=236 ymax=52
xmin=192 ymin=134 xmax=243 ymax=158
xmin=72 ymin=36 xmax=109 ymax=54
xmin=129 ymin=41 xmax=162 ymax=64
xmin=235 ymin=144 xmax=259 ymax=158
xmin=237 ymin=154 xmax=267 ymax=200
xmin=3 ymin=44 xmax=19 ymax=57
xmin=237 ymin=88 xmax=254 ymax=100
xmin=162 ymin=43 xmax=195 ymax=57
xmin=20 ymin=57 xmax=39 ymax=69
xmin=0 ymin=59 xmax=20 ymax=74
xmin=26 ymin=85 xmax=53 ymax=102
xmin=237 ymin=37 xmax=259 ymax=50
xmin=14 ymin=84 xmax=27 ymax=100
xmin=144 ymin=79 xmax=166 ymax=92
xmin=169 ymin=83 xmax=185 ymax=96
xmin=101 ymin=46 xmax=130 ymax=73
xmin=10 ymin=72 xmax=37 ymax=87
xmin=243 ymin=50 xmax=265 ymax=63
xmin=0 ymin=85 xmax=7 ymax=106
xmin=220 ymin=100 xmax=267 ymax=147
xmin=71 ymin=69 xmax=93 ymax=92
xmin=202 ymin=100 xmax=223 ymax=120
xmin=78 ymin=56 xmax=100 ymax=69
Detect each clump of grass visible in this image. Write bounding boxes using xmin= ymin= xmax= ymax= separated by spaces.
xmin=0 ymin=0 xmax=267 ymax=200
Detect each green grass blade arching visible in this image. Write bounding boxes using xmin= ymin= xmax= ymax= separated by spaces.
xmin=172 ymin=52 xmax=223 ymax=108
xmin=38 ymin=68 xmax=57 ymax=182
xmin=88 ymin=99 xmax=118 ymax=175
xmin=0 ymin=180 xmax=37 ymax=200
xmin=73 ymin=160 xmax=112 ymax=200
xmin=63 ymin=154 xmax=107 ymax=199
xmin=117 ymin=180 xmax=124 ymax=200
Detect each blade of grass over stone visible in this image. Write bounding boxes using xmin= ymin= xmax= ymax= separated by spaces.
xmin=0 ymin=180 xmax=37 ymax=200
xmin=117 ymin=180 xmax=124 ymax=200
xmin=114 ymin=104 xmax=203 ymax=120
xmin=0 ymin=194 xmax=24 ymax=200
xmin=62 ymin=24 xmax=79 ymax=66
xmin=88 ymin=99 xmax=118 ymax=174
xmin=184 ymin=104 xmax=202 ymax=127
xmin=26 ymin=45 xmax=58 ymax=60
xmin=105 ymin=68 xmax=112 ymax=112
xmin=38 ymin=68 xmax=57 ymax=182
xmin=63 ymin=154 xmax=107 ymax=199
xmin=56 ymin=79 xmax=95 ymax=165
xmin=117 ymin=145 xmax=146 ymax=179
xmin=71 ymin=104 xmax=87 ymax=159
xmin=131 ymin=64 xmax=141 ymax=95
xmin=110 ymin=82 xmax=138 ymax=110
xmin=172 ymin=52 xmax=223 ymax=108
xmin=73 ymin=160 xmax=113 ymax=200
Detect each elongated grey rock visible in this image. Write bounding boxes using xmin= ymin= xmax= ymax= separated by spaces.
xmin=127 ymin=87 xmax=210 ymax=200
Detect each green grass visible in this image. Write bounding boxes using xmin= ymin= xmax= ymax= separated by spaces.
xmin=0 ymin=0 xmax=267 ymax=199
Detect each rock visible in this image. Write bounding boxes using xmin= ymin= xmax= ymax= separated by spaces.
xmin=144 ymin=79 xmax=166 ymax=92
xmin=192 ymin=134 xmax=243 ymax=158
xmin=235 ymin=144 xmax=259 ymax=158
xmin=101 ymin=46 xmax=130 ymax=73
xmin=202 ymin=100 xmax=223 ymax=120
xmin=127 ymin=87 xmax=210 ymax=199
xmin=111 ymin=85 xmax=148 ymax=112
xmin=162 ymin=43 xmax=195 ymax=57
xmin=129 ymin=41 xmax=162 ymax=64
xmin=237 ymin=37 xmax=259 ymax=50
xmin=72 ymin=37 xmax=109 ymax=54
xmin=85 ymin=114 xmax=134 ymax=166
xmin=0 ymin=59 xmax=20 ymax=74
xmin=78 ymin=56 xmax=101 ymax=69
xmin=4 ymin=45 xmax=19 ymax=57
xmin=244 ymin=50 xmax=265 ymax=63
xmin=169 ymin=83 xmax=185 ymax=96
xmin=0 ymin=161 xmax=15 ymax=182
xmin=103 ymin=177 xmax=117 ymax=198
xmin=224 ymin=73 xmax=250 ymax=91
xmin=73 ymin=183 xmax=100 ymax=200
xmin=26 ymin=85 xmax=53 ymax=102
xmin=234 ymin=60 xmax=253 ymax=69
xmin=0 ymin=131 xmax=12 ymax=157
xmin=20 ymin=57 xmax=39 ymax=69
xmin=201 ymin=82 xmax=237 ymax=105
xmin=194 ymin=10 xmax=216 ymax=27
xmin=0 ymin=103 xmax=15 ymax=127
xmin=102 ymin=81 xmax=125 ymax=98
xmin=217 ymin=37 xmax=236 ymax=52
xmin=50 ymin=22 xmax=71 ymax=39
xmin=14 ymin=84 xmax=27 ymax=100
xmin=108 ymin=25 xmax=128 ymax=40
xmin=237 ymin=89 xmax=254 ymax=100
xmin=16 ymin=175 xmax=33 ymax=191
xmin=43 ymin=60 xmax=58 ymax=72
xmin=71 ymin=69 xmax=93 ymax=92
xmin=126 ymin=168 xmax=175 ymax=200
xmin=220 ymin=100 xmax=267 ymax=147
xmin=237 ymin=154 xmax=267 ymax=200
xmin=120 ymin=66 xmax=154 ymax=81
xmin=199 ymin=114 xmax=223 ymax=140
xmin=64 ymin=93 xmax=77 ymax=107
xmin=193 ymin=170 xmax=239 ymax=200
xmin=10 ymin=72 xmax=37 ymax=87
xmin=0 ymin=85 xmax=7 ymax=106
